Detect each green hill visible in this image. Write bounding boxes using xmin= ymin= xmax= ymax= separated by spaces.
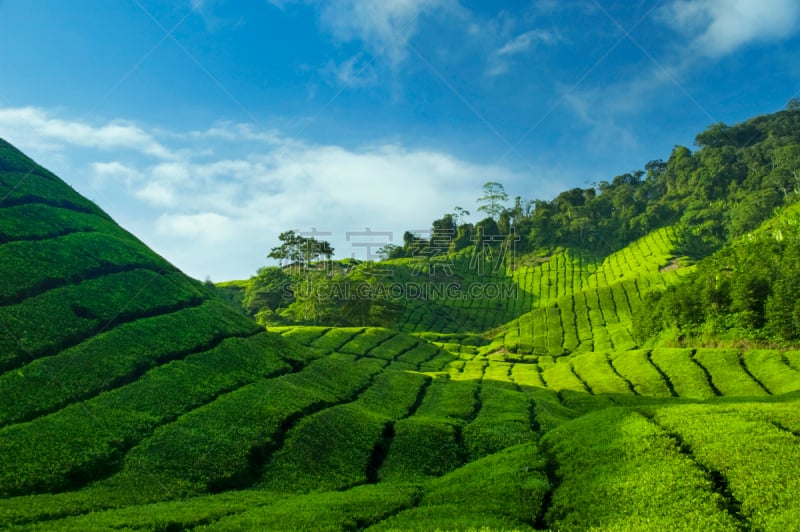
xmin=2 ymin=111 xmax=800 ymax=532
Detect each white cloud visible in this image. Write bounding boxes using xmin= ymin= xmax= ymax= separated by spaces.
xmin=0 ymin=107 xmax=175 ymax=159
xmin=136 ymin=182 xmax=179 ymax=207
xmin=318 ymin=0 xmax=456 ymax=68
xmin=91 ymin=161 xmax=139 ymax=181
xmin=322 ymin=54 xmax=379 ymax=87
xmin=187 ymin=122 xmax=282 ymax=144
xmin=661 ymin=0 xmax=800 ymax=57
xmin=487 ymin=28 xmax=562 ymax=77
xmin=89 ymin=160 xmax=139 ymax=189
xmin=266 ymin=0 xmax=457 ymax=69
xmin=157 ymin=212 xmax=233 ymax=242
xmin=190 ymin=0 xmax=244 ymax=31
xmin=132 ymin=139 xmax=516 ymax=279
xmin=497 ymin=29 xmax=561 ymax=57
xmin=562 ymin=90 xmax=640 ymax=156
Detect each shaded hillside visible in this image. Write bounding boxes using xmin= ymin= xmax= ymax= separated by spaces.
xmin=0 ymin=139 xmax=311 ymax=497
xmin=636 ymin=202 xmax=800 ymax=346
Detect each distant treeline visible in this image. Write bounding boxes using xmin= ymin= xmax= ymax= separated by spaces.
xmin=390 ymin=109 xmax=800 ymax=260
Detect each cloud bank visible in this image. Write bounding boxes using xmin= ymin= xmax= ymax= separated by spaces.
xmin=0 ymin=106 xmax=520 ymax=281
xmin=661 ymin=0 xmax=800 ymax=57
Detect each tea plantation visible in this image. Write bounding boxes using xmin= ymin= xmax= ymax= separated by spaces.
xmin=1 ymin=135 xmax=799 ymax=531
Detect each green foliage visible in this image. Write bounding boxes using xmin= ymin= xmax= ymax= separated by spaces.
xmin=741 ymin=349 xmax=800 ymax=394
xmin=378 ymin=417 xmax=462 ymax=481
xmin=0 ymin=333 xmax=294 ymax=498
xmin=337 ymin=327 xmax=397 ymax=356
xmin=0 ymin=148 xmax=107 ymax=216
xmin=0 ymin=204 xmax=118 ymax=243
xmin=0 ymin=269 xmax=205 ymax=372
xmin=0 ymin=232 xmax=175 ymax=305
xmin=636 ymin=228 xmax=800 ymax=345
xmin=542 ymin=408 xmax=741 ymax=531
xmin=693 ymin=348 xmax=768 ymax=396
xmin=257 ymin=369 xmax=427 ymax=493
xmin=274 ymin=271 xmax=402 ymax=327
xmin=201 ymin=484 xmax=421 ymax=531
xmin=309 ymin=327 xmax=365 ymax=352
xmin=257 ymin=403 xmax=388 ymax=493
xmin=241 ymin=266 xmax=293 ymax=314
xmin=571 ymin=352 xmax=634 ymax=396
xmin=608 ymin=350 xmax=673 ymax=397
xmin=379 ymin=375 xmax=478 ymax=481
xmin=0 ymin=300 xmax=258 ymax=428
xmin=462 ymin=378 xmax=533 ymax=460
xmin=541 ymin=360 xmax=586 ymax=393
xmin=377 ymin=443 xmax=549 ymax=531
xmin=649 ymin=348 xmax=717 ymax=399
xmin=107 ymin=354 xmax=384 ymax=498
xmin=653 ymin=400 xmax=800 ymax=530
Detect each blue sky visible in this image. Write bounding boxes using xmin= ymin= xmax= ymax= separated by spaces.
xmin=1 ymin=0 xmax=799 ymax=281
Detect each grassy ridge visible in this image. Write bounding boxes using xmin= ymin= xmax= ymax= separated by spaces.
xmin=256 ymin=368 xmax=428 ymax=492
xmin=103 ymin=354 xmax=386 ymax=498
xmin=0 ymin=300 xmax=259 ymax=428
xmin=542 ymin=407 xmax=741 ymax=531
xmin=0 ymin=269 xmax=206 ymax=373
xmin=485 ymin=227 xmax=683 ymax=357
xmin=651 ymin=399 xmax=800 ymax=530
xmin=0 ymin=333 xmax=295 ymax=498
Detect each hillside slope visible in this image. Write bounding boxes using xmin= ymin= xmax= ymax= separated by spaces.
xmin=0 ymin=139 xmax=317 ymax=496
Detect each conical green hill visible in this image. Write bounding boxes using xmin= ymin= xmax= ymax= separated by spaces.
xmin=0 ymin=139 xmax=304 ymax=498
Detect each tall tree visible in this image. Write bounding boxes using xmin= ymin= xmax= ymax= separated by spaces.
xmin=476 ymin=181 xmax=509 ymax=220
xmin=268 ymin=230 xmax=334 ymax=268
xmin=452 ymin=206 xmax=470 ymax=226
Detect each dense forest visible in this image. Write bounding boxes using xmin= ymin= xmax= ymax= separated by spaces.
xmin=635 ymin=210 xmax=800 ymax=345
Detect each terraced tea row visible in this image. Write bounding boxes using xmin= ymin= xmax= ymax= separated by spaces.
xmin=0 ymin=204 xmax=121 ymax=245
xmin=541 ymin=408 xmax=742 ymax=530
xmin=0 ymin=268 xmax=208 ymax=373
xmin=0 ymin=140 xmax=106 ymax=217
xmin=256 ymin=368 xmax=431 ymax=493
xmin=274 ymin=328 xmax=800 ymax=401
xmin=0 ymin=232 xmax=176 ymax=305
xmin=1 ymin=445 xmax=550 ymax=531
xmin=0 ymin=300 xmax=260 ymax=428
xmin=0 ymin=332 xmax=311 ymax=498
xmin=648 ymin=401 xmax=800 ymax=530
xmin=383 ymin=226 xmax=683 ymax=336
xmin=270 ymin=326 xmax=456 ymax=371
xmin=1 ymin=334 xmax=799 ymax=529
